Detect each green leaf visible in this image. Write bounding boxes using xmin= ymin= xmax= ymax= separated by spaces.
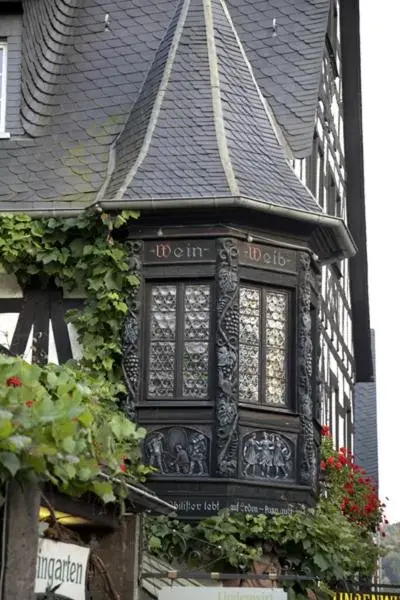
xmin=0 ymin=420 xmax=13 ymax=440
xmin=0 ymin=409 xmax=13 ymax=420
xmin=0 ymin=452 xmax=21 ymax=476
xmin=78 ymin=411 xmax=93 ymax=428
xmin=8 ymin=435 xmax=32 ymax=450
xmin=62 ymin=437 xmax=76 ymax=453
xmin=92 ymin=481 xmax=115 ymax=504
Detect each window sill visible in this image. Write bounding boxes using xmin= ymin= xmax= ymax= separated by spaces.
xmin=0 ymin=132 xmax=11 ymax=139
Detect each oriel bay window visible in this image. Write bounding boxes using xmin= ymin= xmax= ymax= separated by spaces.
xmin=145 ymin=279 xmax=291 ymax=406
xmin=239 ymin=286 xmax=290 ymax=406
xmin=146 ymin=282 xmax=211 ymax=399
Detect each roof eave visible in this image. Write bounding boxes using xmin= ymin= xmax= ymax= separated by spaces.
xmin=0 ymin=194 xmax=356 ymax=262
xmin=97 ymin=195 xmax=358 ymax=262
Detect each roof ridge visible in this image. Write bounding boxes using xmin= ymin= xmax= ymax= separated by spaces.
xmin=218 ymin=0 xmax=293 ymax=161
xmin=110 ymin=0 xmax=191 ymax=201
xmin=203 ymin=0 xmax=239 ymax=196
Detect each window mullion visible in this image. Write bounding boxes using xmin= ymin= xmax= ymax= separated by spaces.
xmin=175 ymin=283 xmax=185 ymax=397
xmin=260 ymin=288 xmax=267 ymax=405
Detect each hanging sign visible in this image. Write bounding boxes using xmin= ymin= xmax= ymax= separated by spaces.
xmin=160 ymin=588 xmax=288 ymax=600
xmin=35 ymin=539 xmax=90 ymax=600
xmin=334 ymin=594 xmax=400 ymax=600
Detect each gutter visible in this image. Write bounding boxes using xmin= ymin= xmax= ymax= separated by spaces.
xmin=99 ymin=473 xmax=174 ymax=514
xmin=96 ymin=195 xmax=357 ymax=259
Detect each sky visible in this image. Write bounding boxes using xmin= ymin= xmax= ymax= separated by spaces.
xmin=359 ymin=1 xmax=400 ymax=523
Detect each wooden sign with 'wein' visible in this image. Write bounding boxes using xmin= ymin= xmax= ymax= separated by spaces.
xmin=143 ymin=239 xmax=297 ymax=273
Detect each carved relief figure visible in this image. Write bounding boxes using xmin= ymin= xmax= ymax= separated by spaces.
xmin=241 ymin=431 xmax=293 ymax=480
xmin=259 ymin=432 xmax=274 ymax=477
xmin=188 ymin=432 xmax=207 ymax=475
xmin=147 ymin=432 xmax=165 ymax=473
xmin=273 ymin=436 xmax=291 ymax=478
xmin=144 ymin=428 xmax=209 ymax=476
xmin=173 ymin=444 xmax=189 ymax=474
xmin=243 ymin=433 xmax=258 ymax=476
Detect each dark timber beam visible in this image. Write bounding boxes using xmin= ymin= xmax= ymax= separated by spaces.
xmin=340 ymin=0 xmax=373 ymax=382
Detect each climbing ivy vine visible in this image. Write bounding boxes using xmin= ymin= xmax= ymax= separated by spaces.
xmin=0 ymin=209 xmax=149 ymax=503
xmin=146 ymin=430 xmax=385 ymax=594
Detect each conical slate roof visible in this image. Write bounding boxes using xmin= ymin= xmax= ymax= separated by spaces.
xmin=102 ymin=0 xmax=319 ymax=214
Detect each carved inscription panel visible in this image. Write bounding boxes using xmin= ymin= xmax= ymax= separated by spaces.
xmin=238 ymin=241 xmax=296 ymax=273
xmin=143 ymin=239 xmax=297 ymax=273
xmin=144 ymin=240 xmax=216 ymax=264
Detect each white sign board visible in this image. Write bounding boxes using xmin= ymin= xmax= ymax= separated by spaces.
xmin=159 ymin=587 xmax=288 ymax=600
xmin=35 ymin=539 xmax=90 ymax=600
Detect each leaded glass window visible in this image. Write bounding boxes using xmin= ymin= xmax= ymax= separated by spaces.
xmin=147 ymin=283 xmax=210 ymax=399
xmin=239 ymin=286 xmax=289 ymax=406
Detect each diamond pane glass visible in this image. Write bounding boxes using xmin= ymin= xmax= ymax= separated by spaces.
xmin=148 ymin=286 xmax=176 ymax=397
xmin=239 ymin=288 xmax=260 ymax=403
xmin=265 ymin=291 xmax=288 ymax=405
xmin=183 ymin=286 xmax=210 ymax=397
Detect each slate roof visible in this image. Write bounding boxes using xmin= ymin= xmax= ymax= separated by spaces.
xmin=0 ymin=0 xmax=330 ymax=214
xmin=354 ymin=329 xmax=379 ymax=487
xmin=103 ymin=0 xmax=319 ymax=213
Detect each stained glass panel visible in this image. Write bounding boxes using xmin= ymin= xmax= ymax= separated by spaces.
xmin=148 ymin=286 xmax=176 ymax=397
xmin=265 ymin=291 xmax=288 ymax=405
xmin=239 ymin=288 xmax=260 ymax=403
xmin=183 ymin=286 xmax=210 ymax=397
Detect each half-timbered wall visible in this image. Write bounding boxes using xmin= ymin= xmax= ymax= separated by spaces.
xmin=0 ymin=271 xmax=82 ymax=365
xmin=291 ymin=0 xmax=354 ymax=452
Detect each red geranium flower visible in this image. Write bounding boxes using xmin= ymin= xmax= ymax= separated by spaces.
xmin=320 ymin=460 xmax=326 ymax=470
xmin=6 ymin=376 xmax=22 ymax=387
xmin=120 ymin=463 xmax=127 ymax=473
xmin=321 ymin=425 xmax=331 ymax=436
xmin=25 ymin=400 xmax=34 ymax=408
xmin=327 ymin=456 xmax=335 ymax=466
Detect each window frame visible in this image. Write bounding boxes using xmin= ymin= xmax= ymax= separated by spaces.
xmin=238 ymin=280 xmax=294 ymax=410
xmin=0 ymin=40 xmax=7 ymax=133
xmin=143 ymin=279 xmax=214 ymax=402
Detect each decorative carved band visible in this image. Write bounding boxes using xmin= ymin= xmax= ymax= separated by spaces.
xmin=216 ymin=238 xmax=240 ymax=477
xmin=297 ymin=252 xmax=317 ymax=489
xmin=122 ymin=241 xmax=143 ymax=420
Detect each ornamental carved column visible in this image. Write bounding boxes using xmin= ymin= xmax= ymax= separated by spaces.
xmin=122 ymin=241 xmax=143 ymax=421
xmin=215 ymin=238 xmax=240 ymax=477
xmin=297 ymin=252 xmax=317 ymax=490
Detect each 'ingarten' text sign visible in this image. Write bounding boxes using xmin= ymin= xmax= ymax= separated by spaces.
xmin=160 ymin=588 xmax=288 ymax=600
xmin=35 ymin=539 xmax=90 ymax=600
